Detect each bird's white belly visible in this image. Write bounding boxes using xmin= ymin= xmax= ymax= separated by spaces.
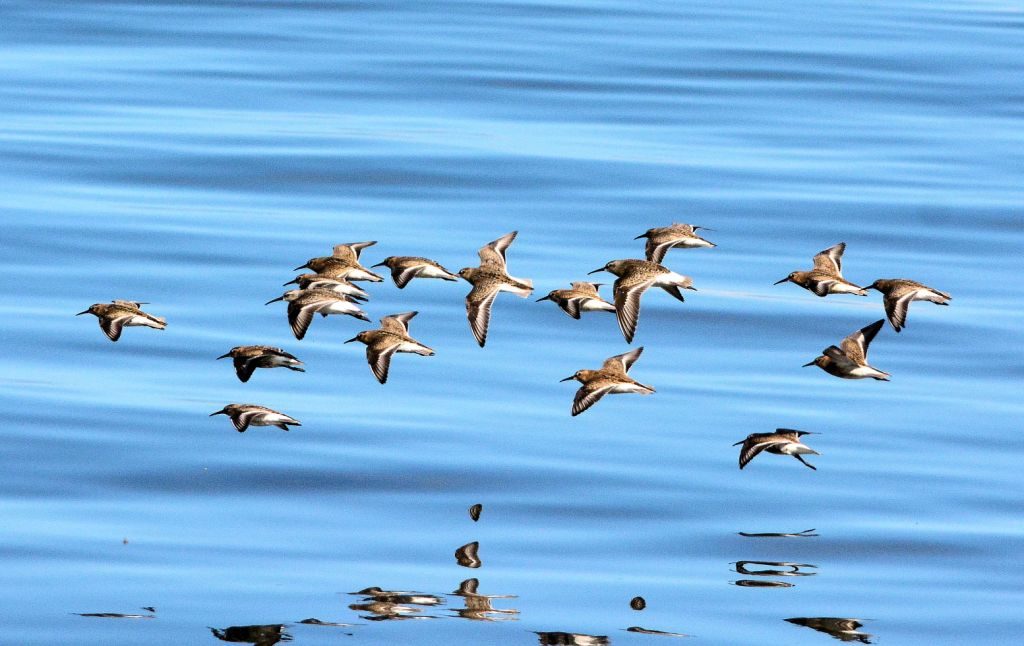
xmin=252 ymin=412 xmax=290 ymax=426
xmin=580 ymin=299 xmax=615 ymax=312
xmin=323 ymin=300 xmax=360 ymax=315
xmin=127 ymin=315 xmax=161 ymax=328
xmin=653 ymin=271 xmax=693 ymax=288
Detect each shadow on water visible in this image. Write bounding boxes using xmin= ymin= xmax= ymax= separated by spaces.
xmin=210 ymin=624 xmax=291 ymax=645
xmin=785 ymin=617 xmax=873 ymax=643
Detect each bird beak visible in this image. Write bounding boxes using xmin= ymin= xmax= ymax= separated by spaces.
xmin=292 ymin=264 xmax=309 ymax=271
xmin=282 ymin=278 xmax=298 ymax=286
xmin=633 ymin=233 xmax=646 ymax=240
xmin=536 ymin=295 xmax=551 ymax=302
xmin=370 ymin=261 xmax=386 ymax=268
xmin=75 ymin=310 xmax=90 ymax=316
xmin=209 ymin=409 xmax=226 ymax=416
xmin=773 ymin=277 xmax=790 ymax=285
xmin=802 ymin=360 xmax=816 ymax=367
xmin=216 ymin=352 xmax=231 ymax=360
xmin=559 ymin=376 xmax=576 ymax=382
xmin=344 ymin=336 xmax=359 ymax=343
xmin=732 ymin=440 xmax=744 ymax=446
xmin=686 ymin=286 xmax=698 ymax=291
xmin=265 ymin=296 xmax=284 ymax=305
xmin=587 ymin=267 xmax=605 ymax=275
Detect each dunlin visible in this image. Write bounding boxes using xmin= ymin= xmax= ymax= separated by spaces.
xmin=635 ymin=223 xmax=715 ymax=263
xmin=588 ymin=259 xmax=695 ymax=343
xmin=561 ymin=347 xmax=655 ymax=416
xmin=293 ymin=241 xmax=383 ymax=282
xmin=774 ymin=242 xmax=867 ymax=297
xmin=76 ymin=300 xmax=166 ymax=342
xmin=266 ymin=288 xmax=370 ymax=340
xmin=536 ymin=282 xmax=616 ymax=319
xmin=866 ymin=278 xmax=951 ymax=332
xmin=733 ymin=429 xmax=819 ymax=470
xmin=284 ymin=273 xmax=369 ymax=301
xmin=371 ymin=256 xmax=459 ymax=289
xmin=216 ymin=345 xmax=304 ymax=383
xmin=209 ymin=404 xmax=301 ymax=433
xmin=459 ymin=231 xmax=533 ymax=347
xmin=345 ymin=311 xmax=435 ymax=384
xmin=805 ymin=319 xmax=889 ymax=380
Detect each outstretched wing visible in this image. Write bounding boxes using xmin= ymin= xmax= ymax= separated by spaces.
xmin=466 ymin=283 xmax=500 ymax=347
xmin=381 ymin=311 xmax=418 ymax=335
xmin=98 ymin=315 xmax=131 ymax=342
xmin=478 ymin=231 xmax=518 ymax=270
xmin=287 ymin=300 xmax=321 ymax=340
xmin=601 ymin=346 xmax=644 ymax=375
xmin=572 ymin=383 xmax=614 ymax=416
xmin=883 ymin=290 xmax=915 ymax=332
xmin=738 ymin=438 xmax=786 ymax=469
xmin=366 ymin=341 xmax=400 ymax=384
xmin=613 ymin=276 xmax=655 ymax=343
xmin=391 ymin=264 xmax=422 ymax=289
xmin=840 ymin=319 xmax=885 ymax=363
xmin=332 ymin=241 xmax=376 ymax=262
xmin=233 ymin=356 xmax=256 ymax=383
xmin=645 ymin=238 xmax=677 ymax=264
xmin=812 ymin=242 xmax=845 ymax=275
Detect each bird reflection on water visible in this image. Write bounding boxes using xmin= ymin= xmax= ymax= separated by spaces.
xmin=209 ymin=624 xmax=291 ymax=645
xmin=448 ymin=578 xmax=518 ymax=621
xmin=786 ymin=617 xmax=873 ymax=643
xmin=348 ymin=586 xmax=444 ymax=621
xmin=535 ymin=631 xmax=609 ymax=645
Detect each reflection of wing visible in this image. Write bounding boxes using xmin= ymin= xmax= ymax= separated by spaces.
xmin=613 ymin=277 xmax=655 ymax=343
xmin=477 ymin=231 xmax=517 ymax=269
xmin=840 ymin=319 xmax=884 ymax=362
xmin=572 ymin=383 xmax=614 ymax=416
xmin=602 ymin=347 xmax=643 ymax=374
xmin=812 ymin=242 xmax=845 ymax=274
xmin=367 ymin=342 xmax=399 ymax=384
xmin=466 ymin=284 xmax=500 ymax=347
xmin=381 ymin=311 xmax=417 ymax=334
xmin=99 ymin=315 xmax=129 ymax=342
xmin=287 ymin=300 xmax=322 ymax=340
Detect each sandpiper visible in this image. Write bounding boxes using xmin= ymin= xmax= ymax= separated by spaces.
xmin=588 ymin=259 xmax=695 ymax=343
xmin=774 ymin=242 xmax=867 ymax=297
xmin=266 ymin=288 xmax=370 ymax=340
xmin=536 ymin=282 xmax=616 ymax=319
xmin=561 ymin=347 xmax=655 ymax=416
xmin=209 ymin=404 xmax=301 ymax=433
xmin=734 ymin=429 xmax=819 ymax=470
xmin=371 ymin=256 xmax=459 ymax=289
xmin=866 ymin=278 xmax=951 ymax=332
xmin=293 ymin=241 xmax=383 ymax=282
xmin=459 ymin=231 xmax=534 ymax=347
xmin=216 ymin=345 xmax=304 ymax=383
xmin=345 ymin=311 xmax=435 ymax=384
xmin=635 ymin=223 xmax=715 ymax=263
xmin=76 ymin=300 xmax=166 ymax=342
xmin=805 ymin=319 xmax=889 ymax=380
xmin=284 ymin=273 xmax=369 ymax=301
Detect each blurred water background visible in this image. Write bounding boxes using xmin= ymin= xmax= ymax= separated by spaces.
xmin=1 ymin=0 xmax=1023 ymax=643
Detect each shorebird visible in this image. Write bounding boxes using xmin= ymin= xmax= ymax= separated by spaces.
xmin=561 ymin=347 xmax=655 ymax=416
xmin=284 ymin=273 xmax=369 ymax=301
xmin=293 ymin=241 xmax=383 ymax=282
xmin=805 ymin=319 xmax=890 ymax=380
xmin=588 ymin=259 xmax=695 ymax=343
xmin=733 ymin=429 xmax=819 ymax=470
xmin=866 ymin=278 xmax=951 ymax=332
xmin=371 ymin=256 xmax=459 ymax=288
xmin=76 ymin=300 xmax=166 ymax=342
xmin=459 ymin=231 xmax=533 ymax=347
xmin=635 ymin=223 xmax=715 ymax=263
xmin=774 ymin=242 xmax=867 ymax=297
xmin=266 ymin=288 xmax=370 ymax=340
xmin=345 ymin=311 xmax=435 ymax=384
xmin=209 ymin=404 xmax=301 ymax=433
xmin=216 ymin=345 xmax=304 ymax=383
xmin=536 ymin=282 xmax=616 ymax=319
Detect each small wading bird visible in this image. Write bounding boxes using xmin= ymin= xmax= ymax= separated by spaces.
xmin=209 ymin=404 xmax=301 ymax=433
xmin=459 ymin=231 xmax=533 ymax=347
xmin=561 ymin=347 xmax=655 ymax=416
xmin=866 ymin=278 xmax=951 ymax=332
xmin=371 ymin=256 xmax=459 ymax=289
xmin=734 ymin=429 xmax=820 ymax=470
xmin=774 ymin=242 xmax=867 ymax=297
xmin=266 ymin=288 xmax=370 ymax=340
xmin=216 ymin=345 xmax=304 ymax=383
xmin=76 ymin=300 xmax=166 ymax=342
xmin=589 ymin=259 xmax=695 ymax=343
xmin=536 ymin=281 xmax=616 ymax=319
xmin=293 ymin=241 xmax=384 ymax=282
xmin=804 ymin=319 xmax=890 ymax=380
xmin=284 ymin=273 xmax=369 ymax=301
xmin=635 ymin=223 xmax=715 ymax=263
xmin=345 ymin=311 xmax=435 ymax=384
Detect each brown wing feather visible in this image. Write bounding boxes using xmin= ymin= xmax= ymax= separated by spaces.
xmin=99 ymin=316 xmax=128 ymax=342
xmin=572 ymin=383 xmax=613 ymax=416
xmin=613 ymin=277 xmax=654 ymax=343
xmin=366 ymin=342 xmax=399 ymax=384
xmin=233 ymin=356 xmax=256 ymax=383
xmin=288 ymin=301 xmax=319 ymax=340
xmin=466 ymin=284 xmax=500 ymax=347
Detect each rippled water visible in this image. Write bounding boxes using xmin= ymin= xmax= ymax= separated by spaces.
xmin=2 ymin=1 xmax=1023 ymax=643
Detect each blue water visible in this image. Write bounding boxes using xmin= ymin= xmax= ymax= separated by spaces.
xmin=2 ymin=1 xmax=1022 ymax=643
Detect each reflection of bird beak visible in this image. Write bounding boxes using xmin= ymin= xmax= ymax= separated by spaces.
xmin=265 ymin=296 xmax=284 ymax=305
xmin=587 ymin=268 xmax=605 ymax=275
xmin=344 ymin=336 xmax=359 ymax=343
xmin=773 ymin=277 xmax=790 ymax=285
xmin=209 ymin=409 xmax=226 ymax=416
xmin=216 ymin=352 xmax=231 ymax=360
xmin=75 ymin=310 xmax=90 ymax=316
xmin=559 ymin=376 xmax=576 ymax=382
xmin=802 ymin=360 xmax=816 ymax=367
xmin=536 ymin=295 xmax=551 ymax=302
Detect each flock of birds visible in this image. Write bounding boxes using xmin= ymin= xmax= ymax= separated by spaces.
xmin=77 ymin=227 xmax=950 ymax=470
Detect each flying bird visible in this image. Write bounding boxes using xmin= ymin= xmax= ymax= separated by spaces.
xmin=589 ymin=259 xmax=695 ymax=343
xmin=266 ymin=288 xmax=370 ymax=340
xmin=345 ymin=311 xmax=435 ymax=383
xmin=561 ymin=347 xmax=655 ymax=416
xmin=635 ymin=223 xmax=715 ymax=263
xmin=209 ymin=404 xmax=301 ymax=433
xmin=866 ymin=278 xmax=951 ymax=332
xmin=734 ymin=429 xmax=819 ymax=470
xmin=216 ymin=345 xmax=304 ymax=382
xmin=284 ymin=273 xmax=369 ymax=301
xmin=774 ymin=242 xmax=867 ymax=297
xmin=293 ymin=241 xmax=383 ymax=282
xmin=76 ymin=300 xmax=166 ymax=342
xmin=804 ymin=319 xmax=890 ymax=380
xmin=536 ymin=282 xmax=616 ymax=319
xmin=459 ymin=231 xmax=533 ymax=347
xmin=371 ymin=256 xmax=460 ymax=288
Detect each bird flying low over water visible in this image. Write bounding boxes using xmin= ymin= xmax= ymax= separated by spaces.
xmin=216 ymin=345 xmax=304 ymax=383
xmin=561 ymin=347 xmax=655 ymax=416
xmin=734 ymin=429 xmax=819 ymax=470
xmin=371 ymin=256 xmax=460 ymax=289
xmin=284 ymin=273 xmax=369 ymax=301
xmin=345 ymin=311 xmax=435 ymax=384
xmin=589 ymin=259 xmax=695 ymax=343
xmin=266 ymin=288 xmax=370 ymax=340
xmin=636 ymin=223 xmax=715 ymax=263
xmin=209 ymin=404 xmax=301 ymax=433
xmin=293 ymin=241 xmax=384 ymax=282
xmin=76 ymin=300 xmax=166 ymax=342
xmin=866 ymin=278 xmax=951 ymax=332
xmin=774 ymin=242 xmax=867 ymax=297
xmin=459 ymin=231 xmax=533 ymax=347
xmin=536 ymin=281 xmax=616 ymax=319
xmin=805 ymin=319 xmax=889 ymax=380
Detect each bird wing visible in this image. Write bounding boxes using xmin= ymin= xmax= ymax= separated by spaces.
xmin=366 ymin=341 xmax=400 ymax=384
xmin=569 ymin=281 xmax=601 ymax=298
xmin=466 ymin=282 xmax=500 ymax=347
xmin=645 ymin=238 xmax=677 ymax=264
xmin=738 ymin=438 xmax=788 ymax=469
xmin=287 ymin=299 xmax=323 ymax=340
xmin=572 ymin=382 xmax=615 ymax=416
xmin=559 ymin=296 xmax=582 ymax=320
xmin=332 ymin=241 xmax=376 ymax=261
xmin=840 ymin=319 xmax=885 ymax=362
xmin=381 ymin=311 xmax=418 ymax=335
xmin=231 ymin=409 xmax=264 ymax=433
xmin=98 ymin=314 xmax=132 ymax=342
xmin=391 ymin=263 xmax=422 ymax=289
xmin=233 ymin=356 xmax=257 ymax=383
xmin=883 ymin=290 xmax=915 ymax=332
xmin=477 ymin=231 xmax=518 ymax=270
xmin=602 ymin=346 xmax=644 ymax=375
xmin=823 ymin=344 xmax=859 ymax=369
xmin=812 ymin=242 xmax=845 ymax=275
xmin=613 ymin=276 xmax=655 ymax=343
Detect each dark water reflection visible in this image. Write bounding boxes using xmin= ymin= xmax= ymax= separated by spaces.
xmin=786 ymin=617 xmax=873 ymax=644
xmin=210 ymin=624 xmax=291 ymax=645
